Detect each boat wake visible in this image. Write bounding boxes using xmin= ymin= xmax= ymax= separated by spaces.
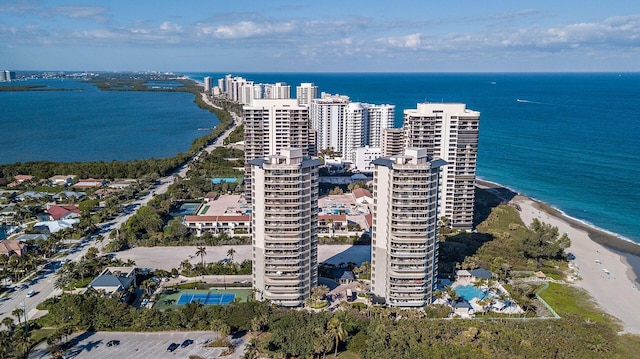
xmin=516 ymin=99 xmax=548 ymax=105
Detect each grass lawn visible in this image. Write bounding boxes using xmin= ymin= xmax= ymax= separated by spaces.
xmin=537 ymin=282 xmax=617 ymax=326
xmin=154 ymin=288 xmax=253 ymax=309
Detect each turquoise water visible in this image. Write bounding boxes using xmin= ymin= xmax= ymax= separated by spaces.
xmin=2 ymin=73 xmax=639 ymax=245
xmin=456 ymin=285 xmax=488 ymax=301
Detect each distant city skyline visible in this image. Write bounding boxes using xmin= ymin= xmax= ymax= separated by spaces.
xmin=1 ymin=0 xmax=639 ymax=72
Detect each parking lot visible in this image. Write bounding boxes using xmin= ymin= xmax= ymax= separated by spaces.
xmin=29 ymin=331 xmax=246 ymax=359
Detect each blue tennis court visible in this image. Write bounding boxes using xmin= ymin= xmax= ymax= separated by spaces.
xmin=177 ymin=292 xmax=236 ymax=305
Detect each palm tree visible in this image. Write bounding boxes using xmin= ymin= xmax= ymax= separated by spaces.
xmin=95 ymin=234 xmax=105 ymax=250
xmin=226 ymin=248 xmax=236 ymax=263
xmin=195 ymin=246 xmax=207 ymax=267
xmin=2 ymin=317 xmax=14 ymax=331
xmin=12 ymin=307 xmax=24 ymax=326
xmin=13 ymin=327 xmax=32 ymax=359
xmin=327 ymin=317 xmax=346 ymax=358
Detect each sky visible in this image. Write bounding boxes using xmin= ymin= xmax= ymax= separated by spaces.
xmin=0 ymin=0 xmax=639 ymax=72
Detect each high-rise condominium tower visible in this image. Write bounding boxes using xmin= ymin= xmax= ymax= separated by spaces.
xmin=296 ymin=83 xmax=319 ymax=106
xmin=250 ymin=148 xmax=321 ymax=307
xmin=310 ymin=93 xmax=394 ymax=163
xmin=243 ymin=99 xmax=314 ymax=200
xmin=371 ymin=148 xmax=446 ymax=307
xmin=381 ymin=128 xmax=405 ymax=157
xmin=203 ymin=76 xmax=213 ymax=92
xmin=403 ymin=103 xmax=480 ymax=230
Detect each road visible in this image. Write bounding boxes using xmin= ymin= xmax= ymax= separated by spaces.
xmin=0 ymin=101 xmax=242 ymax=325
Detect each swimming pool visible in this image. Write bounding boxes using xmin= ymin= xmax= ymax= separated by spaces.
xmin=455 ymin=285 xmax=489 ymax=301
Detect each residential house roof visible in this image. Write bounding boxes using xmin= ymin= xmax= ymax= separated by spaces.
xmin=352 ymin=188 xmax=373 ymax=200
xmin=332 ymin=269 xmax=355 ymax=281
xmin=14 ymin=233 xmax=49 ymax=242
xmin=53 ymin=191 xmax=86 ymax=200
xmin=89 ymin=267 xmax=136 ymax=295
xmin=32 ymin=219 xmax=78 ymax=233
xmin=72 ymin=178 xmax=105 ymax=189
xmin=470 ymin=268 xmax=493 ymax=279
xmin=46 ymin=205 xmax=81 ymax=220
xmin=14 ymin=175 xmax=34 ymax=182
xmin=0 ymin=239 xmax=26 ymax=256
xmin=318 ymin=214 xmax=347 ymax=222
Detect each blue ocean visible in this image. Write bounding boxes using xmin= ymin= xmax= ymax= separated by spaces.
xmin=1 ymin=73 xmax=639 ymax=245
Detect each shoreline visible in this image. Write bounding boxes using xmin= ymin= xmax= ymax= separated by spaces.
xmin=477 ymin=179 xmax=640 ymax=333
xmin=476 ymin=179 xmax=640 ymax=258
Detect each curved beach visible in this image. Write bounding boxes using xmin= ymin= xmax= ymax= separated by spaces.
xmin=511 ymin=194 xmax=640 ymax=334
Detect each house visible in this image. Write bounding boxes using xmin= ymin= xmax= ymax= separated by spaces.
xmin=16 ymin=191 xmax=49 ymax=202
xmin=52 ymin=191 xmax=85 ymax=203
xmin=46 ymin=205 xmax=81 ymax=221
xmin=88 ymin=267 xmax=137 ymax=297
xmin=14 ymin=233 xmax=49 ymax=242
xmin=72 ymin=178 xmax=106 ymax=190
xmin=93 ymin=188 xmax=120 ymax=198
xmin=352 ymin=188 xmax=373 ymax=205
xmin=183 ymin=215 xmax=251 ymax=237
xmin=470 ymin=268 xmax=493 ymax=280
xmin=107 ymin=179 xmax=136 ymax=189
xmin=332 ymin=269 xmax=356 ymax=284
xmin=0 ymin=239 xmax=26 ymax=257
xmin=456 ymin=268 xmax=493 ymax=282
xmin=0 ymin=206 xmax=17 ymax=223
xmin=32 ymin=219 xmax=78 ymax=234
xmin=318 ymin=214 xmax=348 ymax=236
xmin=48 ymin=175 xmax=77 ymax=186
xmin=7 ymin=175 xmax=34 ymax=188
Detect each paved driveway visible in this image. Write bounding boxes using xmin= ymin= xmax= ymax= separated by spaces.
xmin=29 ymin=331 xmax=248 ymax=359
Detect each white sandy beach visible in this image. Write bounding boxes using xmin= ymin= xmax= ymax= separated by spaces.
xmin=513 ymin=195 xmax=640 ymax=334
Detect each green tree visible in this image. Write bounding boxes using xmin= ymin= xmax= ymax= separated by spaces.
xmin=196 ymin=246 xmax=207 ymax=267
xmin=226 ymin=248 xmax=236 ymax=263
xmin=12 ymin=307 xmax=24 ymax=326
xmin=327 ymin=317 xmax=347 ymax=358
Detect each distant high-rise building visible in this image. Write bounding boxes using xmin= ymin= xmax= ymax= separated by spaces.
xmin=296 ymin=83 xmax=318 ymax=106
xmin=243 ymin=99 xmax=314 ymax=200
xmin=371 ymin=148 xmax=446 ymax=307
xmin=203 ymin=76 xmax=213 ymax=92
xmin=0 ymin=71 xmax=5 ymax=82
xmin=268 ymin=82 xmax=291 ymax=99
xmin=403 ymin=103 xmax=480 ymax=230
xmin=250 ymin=148 xmax=321 ymax=307
xmin=367 ymin=104 xmax=395 ymax=147
xmin=310 ymin=93 xmax=393 ymax=163
xmin=381 ymin=128 xmax=405 ymax=157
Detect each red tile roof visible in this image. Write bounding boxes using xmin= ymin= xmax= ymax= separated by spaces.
xmin=353 ymin=188 xmax=373 ymax=199
xmin=0 ymin=239 xmax=26 ymax=257
xmin=319 ymin=214 xmax=347 ymax=222
xmin=47 ymin=205 xmax=81 ymax=220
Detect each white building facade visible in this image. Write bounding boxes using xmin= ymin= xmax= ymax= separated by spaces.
xmin=403 ymin=103 xmax=480 ymax=230
xmin=371 ymin=148 xmax=446 ymax=307
xmin=250 ymin=148 xmax=321 ymax=307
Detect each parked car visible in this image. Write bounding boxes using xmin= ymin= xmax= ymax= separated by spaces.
xmin=181 ymin=339 xmax=194 ymax=348
xmin=167 ymin=343 xmax=179 ymax=352
xmin=106 ymin=340 xmax=120 ymax=347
